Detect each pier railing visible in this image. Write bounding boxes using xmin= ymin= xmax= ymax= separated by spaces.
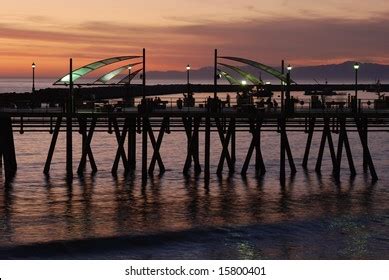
xmin=1 ymin=97 xmax=386 ymax=115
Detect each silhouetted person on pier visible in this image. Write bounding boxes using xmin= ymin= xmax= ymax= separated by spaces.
xmin=177 ymin=98 xmax=183 ymax=109
xmin=226 ymin=94 xmax=231 ymax=107
xmin=183 ymin=92 xmax=195 ymax=107
xmin=236 ymin=92 xmax=241 ymax=106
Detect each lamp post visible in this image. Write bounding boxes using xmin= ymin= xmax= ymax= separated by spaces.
xmin=128 ymin=65 xmax=132 ymax=85
xmin=286 ymin=64 xmax=292 ymax=107
xmin=186 ymin=64 xmax=191 ymax=97
xmin=32 ymin=62 xmax=36 ymax=93
xmin=127 ymin=65 xmax=133 ymax=106
xmin=354 ymin=62 xmax=360 ymax=111
xmin=287 ymin=64 xmax=292 ymax=79
xmin=281 ymin=60 xmax=285 ymax=112
xmin=186 ymin=64 xmax=190 ymax=85
xmin=214 ymin=49 xmax=217 ymax=98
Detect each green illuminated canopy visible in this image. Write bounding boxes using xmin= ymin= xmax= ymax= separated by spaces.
xmin=218 ymin=62 xmax=263 ymax=85
xmin=219 ymin=56 xmax=294 ymax=83
xmin=217 ymin=69 xmax=240 ymax=85
xmin=118 ymin=68 xmax=143 ymax=84
xmin=54 ymin=56 xmax=142 ymax=85
xmin=94 ymin=62 xmax=142 ymax=84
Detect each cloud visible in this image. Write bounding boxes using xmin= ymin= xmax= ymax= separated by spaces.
xmin=1 ymin=14 xmax=389 ymax=75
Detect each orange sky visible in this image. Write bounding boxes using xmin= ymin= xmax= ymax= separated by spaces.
xmin=1 ymin=0 xmax=389 ymax=77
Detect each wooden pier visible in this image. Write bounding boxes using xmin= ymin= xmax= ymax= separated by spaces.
xmin=1 ymin=50 xmax=388 ymax=185
xmin=0 ymin=107 xmax=387 ymax=185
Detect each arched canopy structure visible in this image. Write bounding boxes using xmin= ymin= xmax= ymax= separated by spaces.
xmin=219 ymin=56 xmax=295 ymax=84
xmin=93 ymin=62 xmax=142 ymax=84
xmin=218 ymin=62 xmax=263 ymax=85
xmin=118 ymin=68 xmax=143 ymax=84
xmin=54 ymin=56 xmax=142 ymax=85
xmin=217 ymin=69 xmax=240 ymax=85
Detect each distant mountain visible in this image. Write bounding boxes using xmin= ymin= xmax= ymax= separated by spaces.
xmin=146 ymin=61 xmax=389 ymax=83
xmin=289 ymin=61 xmax=389 ymax=83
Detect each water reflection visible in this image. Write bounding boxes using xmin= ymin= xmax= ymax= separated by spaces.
xmin=0 ymin=156 xmax=386 ymax=259
xmin=1 ymin=182 xmax=14 ymax=244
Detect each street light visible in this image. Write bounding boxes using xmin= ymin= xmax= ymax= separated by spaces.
xmin=286 ymin=64 xmax=292 ymax=105
xmin=354 ymin=62 xmax=360 ymax=105
xmin=287 ymin=64 xmax=292 ymax=72
xmin=186 ymin=64 xmax=190 ymax=84
xmin=128 ymin=65 xmax=132 ymax=85
xmin=32 ymin=62 xmax=36 ymax=93
xmin=241 ymin=80 xmax=247 ymax=86
xmin=185 ymin=64 xmax=191 ymax=97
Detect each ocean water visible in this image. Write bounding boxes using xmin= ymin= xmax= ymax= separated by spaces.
xmin=0 ymin=79 xmax=388 ymax=259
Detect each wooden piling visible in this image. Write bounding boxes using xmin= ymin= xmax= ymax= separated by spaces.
xmin=0 ymin=117 xmax=17 ymax=181
xmin=77 ymin=118 xmax=97 ymax=174
xmin=326 ymin=121 xmax=338 ymax=175
xmin=216 ymin=118 xmax=234 ymax=175
xmin=231 ymin=119 xmax=236 ymax=164
xmin=315 ymin=118 xmax=338 ymax=174
xmin=355 ymin=117 xmax=378 ymax=180
xmin=66 ymin=116 xmax=73 ymax=178
xmin=149 ymin=117 xmax=168 ymax=174
xmin=204 ymin=116 xmax=211 ymax=180
xmin=241 ymin=119 xmax=265 ymax=176
xmin=363 ymin=117 xmax=368 ymax=172
xmin=217 ymin=118 xmax=234 ymax=175
xmin=342 ymin=121 xmax=356 ymax=176
xmin=111 ymin=118 xmax=128 ymax=174
xmin=336 ymin=117 xmax=356 ymax=177
xmin=142 ymin=116 xmax=148 ymax=181
xmin=44 ymin=117 xmax=62 ymax=175
xmin=183 ymin=117 xmax=202 ymax=174
xmin=255 ymin=120 xmax=266 ymax=175
xmin=315 ymin=119 xmax=327 ymax=172
xmin=147 ymin=118 xmax=165 ymax=174
xmin=193 ymin=117 xmax=201 ymax=173
xmin=302 ymin=117 xmax=315 ymax=168
xmin=183 ymin=117 xmax=193 ymax=172
xmin=128 ymin=117 xmax=136 ymax=169
xmin=279 ymin=118 xmax=286 ymax=184
xmin=283 ymin=128 xmax=296 ymax=174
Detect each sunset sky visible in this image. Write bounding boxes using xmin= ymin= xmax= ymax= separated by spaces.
xmin=1 ymin=0 xmax=389 ymax=77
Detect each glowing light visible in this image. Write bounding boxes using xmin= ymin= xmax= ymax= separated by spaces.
xmin=32 ymin=62 xmax=36 ymax=68
xmin=186 ymin=64 xmax=191 ymax=70
xmin=241 ymin=80 xmax=247 ymax=85
xmin=354 ymin=62 xmax=360 ymax=70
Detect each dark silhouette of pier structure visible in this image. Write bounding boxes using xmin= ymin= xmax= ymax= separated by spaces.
xmin=1 ymin=49 xmax=389 ymax=185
